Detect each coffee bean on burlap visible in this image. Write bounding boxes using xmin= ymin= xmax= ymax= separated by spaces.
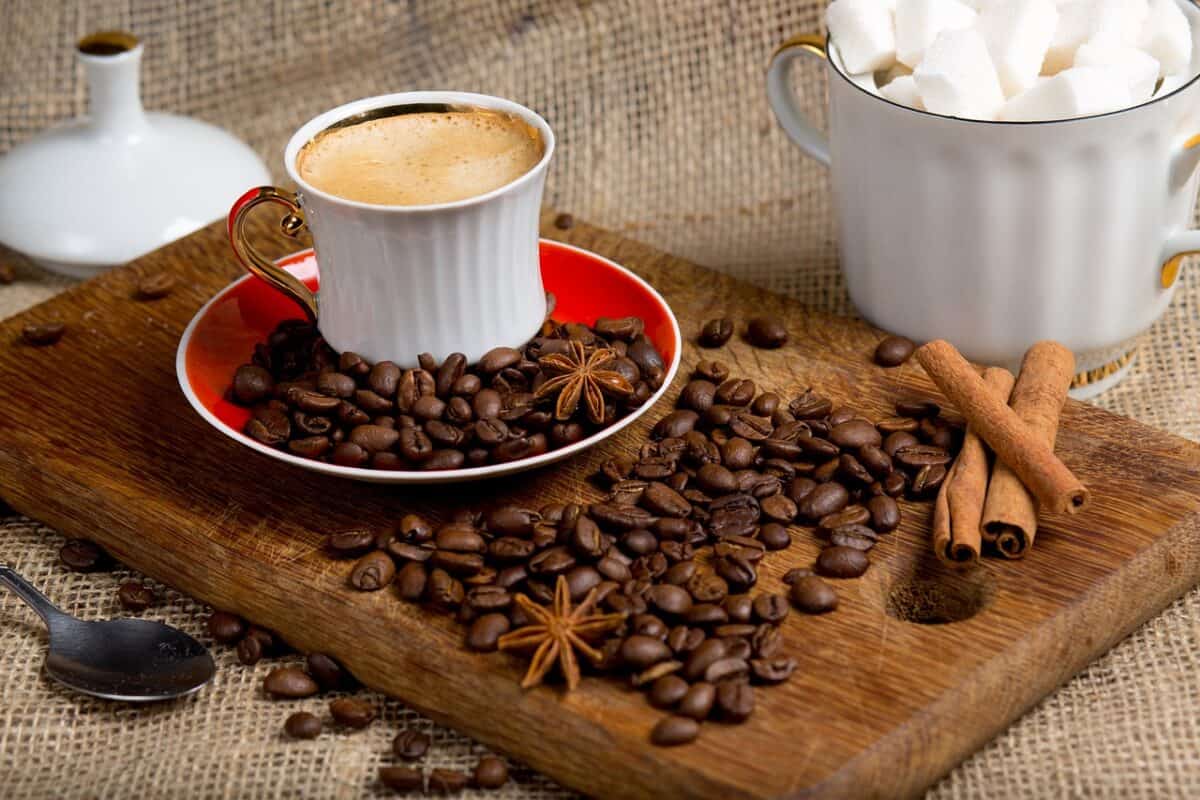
xmin=117 ymin=581 xmax=156 ymax=612
xmin=699 ymin=318 xmax=733 ymax=348
xmin=393 ymin=729 xmax=431 ymax=760
xmin=379 ymin=766 xmax=423 ymax=792
xmin=284 ymin=712 xmax=322 ymax=740
xmin=59 ymin=539 xmax=107 ymax=572
xmin=207 ymin=611 xmax=246 ymax=644
xmin=429 ymin=768 xmax=470 ymax=794
xmin=264 ymin=667 xmax=319 ymax=698
xmin=330 ymin=697 xmax=376 ymax=728
xmin=473 ymin=755 xmax=509 ymax=789
xmin=307 ymin=653 xmax=356 ymax=691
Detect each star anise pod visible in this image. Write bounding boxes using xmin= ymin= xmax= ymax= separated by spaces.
xmin=533 ymin=340 xmax=634 ymax=424
xmin=497 ymin=575 xmax=626 ymax=691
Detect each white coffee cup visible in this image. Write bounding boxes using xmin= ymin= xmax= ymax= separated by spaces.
xmin=228 ymin=91 xmax=554 ymax=366
xmin=768 ymin=7 xmax=1200 ymax=398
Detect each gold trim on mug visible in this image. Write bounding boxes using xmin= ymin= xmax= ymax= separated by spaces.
xmin=227 ymin=186 xmax=318 ymax=322
xmin=772 ymin=33 xmax=827 ymax=62
xmin=1070 ymin=349 xmax=1137 ymax=390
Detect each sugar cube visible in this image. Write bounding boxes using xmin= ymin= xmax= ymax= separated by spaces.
xmin=979 ymin=0 xmax=1059 ymax=96
xmin=1075 ymin=35 xmax=1161 ymax=104
xmin=914 ymin=27 xmax=1007 ymax=118
xmin=1000 ymin=66 xmax=1133 ymax=120
xmin=880 ymin=74 xmax=926 ymax=108
xmin=895 ymin=0 xmax=978 ymax=68
xmin=1042 ymin=1 xmax=1093 ymax=75
xmin=1092 ymin=0 xmax=1150 ymax=44
xmin=827 ymin=0 xmax=898 ymax=74
xmin=1142 ymin=0 xmax=1193 ymax=77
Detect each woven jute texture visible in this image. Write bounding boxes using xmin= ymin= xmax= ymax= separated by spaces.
xmin=1 ymin=1 xmax=1198 ymax=797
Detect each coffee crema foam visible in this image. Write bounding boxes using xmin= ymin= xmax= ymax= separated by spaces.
xmin=297 ymin=110 xmax=543 ymax=206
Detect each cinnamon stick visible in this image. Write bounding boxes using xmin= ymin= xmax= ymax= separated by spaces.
xmin=915 ymin=340 xmax=1088 ymax=515
xmin=981 ymin=341 xmax=1075 ymax=558
xmin=932 ymin=367 xmax=1015 ymax=568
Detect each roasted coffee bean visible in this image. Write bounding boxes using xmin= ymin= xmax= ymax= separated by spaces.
xmin=792 ymin=575 xmax=840 ymax=614
xmin=699 ymin=318 xmax=734 ymax=347
xmin=830 ymin=419 xmax=882 ymax=449
xmin=686 ymin=572 xmax=729 ymax=604
xmin=349 ymin=550 xmax=395 ymax=590
xmin=564 ymin=565 xmax=603 ymax=599
xmin=628 ymin=335 xmax=665 ymax=374
xmin=528 ymin=546 xmax=576 ymax=575
xmin=874 ymin=335 xmax=916 ymax=366
xmin=641 ymin=481 xmax=692 ymax=517
xmin=207 ymin=611 xmax=246 ymax=644
xmin=233 ymin=365 xmax=275 ymax=404
xmin=877 ymin=416 xmax=920 ymax=434
xmin=435 ymin=353 xmax=467 ymax=397
xmin=621 ymin=635 xmax=674 ymax=669
xmin=923 ymin=419 xmax=958 ymax=450
xmin=632 ymin=552 xmax=669 ymax=581
xmin=244 ymin=408 xmax=290 ymax=446
xmin=284 ymin=711 xmax=322 ymax=739
xmin=798 ymin=482 xmax=850 ymax=520
xmin=910 ymin=463 xmax=948 ymax=496
xmin=649 ymin=674 xmax=690 ymax=709
xmin=21 ymin=321 xmax=66 ymax=346
xmin=867 ymin=495 xmax=901 ymax=532
xmin=316 ymin=371 xmax=355 ymax=399
xmin=591 ymin=502 xmax=656 ymax=530
xmin=715 ymin=680 xmax=755 ymax=723
xmin=683 ymin=638 xmax=728 ymax=681
xmin=752 ymin=593 xmax=789 ymax=624
xmin=894 ymin=444 xmax=952 ymax=467
xmin=715 ymin=555 xmax=757 ymax=590
xmin=263 ymin=666 xmax=319 ymax=698
xmin=679 ymin=379 xmax=717 ymax=413
xmin=682 ymin=603 xmax=726 ymax=626
xmin=659 ymin=540 xmax=693 ymax=564
xmin=759 ymin=494 xmax=797 ymax=523
xmin=423 ymin=448 xmax=467 ymax=470
xmin=666 ymin=625 xmax=704 ymax=654
xmin=651 ymin=715 xmax=701 ymax=746
xmin=117 ymin=581 xmax=155 ymax=612
xmin=757 ymin=522 xmax=791 ymax=550
xmin=818 ymin=505 xmax=871 ymax=532
xmin=781 ymin=567 xmax=813 ymax=586
xmin=619 ymin=528 xmax=657 ymax=556
xmin=896 ymin=398 xmax=941 ymax=418
xmin=435 ymin=524 xmax=486 ymax=553
xmin=815 ymin=546 xmax=870 ymax=578
xmin=857 ymin=444 xmax=893 ymax=477
xmin=690 ymin=463 xmax=733 ymax=495
xmin=346 ymin=424 xmax=398 ymax=452
xmin=836 ymin=453 xmax=872 ymax=486
xmin=411 ymin=395 xmax=446 ymax=421
xmin=881 ymin=470 xmax=907 ymax=497
xmin=829 ymin=524 xmax=879 ymax=551
xmin=715 ymin=378 xmax=756 ymax=406
xmin=749 ymin=392 xmax=781 ymax=418
xmin=327 ymin=441 xmax=367 ymax=467
xmin=465 ymin=585 xmax=512 ymax=613
xmin=751 ymin=657 xmax=798 ymax=685
xmin=728 ymin=412 xmax=773 ymax=441
xmin=795 ymin=435 xmax=839 ymax=459
xmin=713 ymin=536 xmax=765 ymax=563
xmin=59 ymin=538 xmax=106 ymax=572
xmin=388 ymin=729 xmax=431 ymax=762
xmin=466 ymin=613 xmax=511 ymax=651
xmin=654 ymin=410 xmax=700 ymax=441
xmin=287 ymin=435 xmax=331 ymax=458
xmin=786 ymin=476 xmax=818 ymax=504
xmin=632 ymin=613 xmax=669 ymax=639
xmin=330 ymin=697 xmax=376 ymax=729
xmin=646 ymin=584 xmax=693 ymax=616
xmin=694 ymin=359 xmax=730 ymax=383
xmin=655 ymin=517 xmax=702 ymax=542
xmin=379 ymin=766 xmax=423 ymax=792
xmin=812 ymin=457 xmax=840 ymax=483
xmin=704 ymin=656 xmax=750 ymax=683
xmin=235 ymin=634 xmax=263 ymax=665
xmin=677 ymin=682 xmax=717 ymax=721
xmin=662 ymin=559 xmax=697 ymax=587
xmin=751 ymin=623 xmax=783 ymax=659
xmin=426 ymin=568 xmax=464 ymax=609
xmin=306 ymin=653 xmax=354 ymax=692
xmin=746 ymin=317 xmax=788 ymax=348
xmin=473 ymin=755 xmax=510 ymax=789
xmin=715 ymin=624 xmax=757 ymax=640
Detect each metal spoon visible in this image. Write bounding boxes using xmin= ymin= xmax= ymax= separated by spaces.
xmin=0 ymin=563 xmax=215 ymax=702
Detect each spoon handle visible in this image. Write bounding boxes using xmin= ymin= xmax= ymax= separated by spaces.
xmin=0 ymin=563 xmax=66 ymax=626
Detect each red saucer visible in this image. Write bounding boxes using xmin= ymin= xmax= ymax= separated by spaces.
xmin=176 ymin=240 xmax=681 ymax=483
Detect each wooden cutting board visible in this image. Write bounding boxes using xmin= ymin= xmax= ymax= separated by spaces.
xmin=1 ymin=213 xmax=1198 ymax=799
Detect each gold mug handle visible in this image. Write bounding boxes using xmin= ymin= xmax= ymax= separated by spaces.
xmin=227 ymin=186 xmax=318 ymax=321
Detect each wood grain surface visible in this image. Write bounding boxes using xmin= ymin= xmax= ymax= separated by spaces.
xmin=0 ymin=212 xmax=1198 ymax=799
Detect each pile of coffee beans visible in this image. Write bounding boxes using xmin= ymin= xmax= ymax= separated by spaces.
xmin=230 ymin=311 xmax=665 ymax=471
xmin=331 ymin=358 xmax=963 ymax=746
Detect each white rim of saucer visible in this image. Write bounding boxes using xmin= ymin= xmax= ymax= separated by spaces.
xmin=176 ymin=239 xmax=682 ymax=485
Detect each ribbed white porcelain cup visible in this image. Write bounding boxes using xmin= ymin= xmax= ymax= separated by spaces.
xmin=768 ymin=4 xmax=1200 ymax=398
xmin=228 ymin=91 xmax=553 ymax=366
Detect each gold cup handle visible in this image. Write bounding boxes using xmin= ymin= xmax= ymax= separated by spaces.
xmin=227 ymin=186 xmax=318 ymax=321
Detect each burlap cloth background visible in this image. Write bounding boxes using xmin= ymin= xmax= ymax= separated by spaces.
xmin=1 ymin=1 xmax=1198 ymax=797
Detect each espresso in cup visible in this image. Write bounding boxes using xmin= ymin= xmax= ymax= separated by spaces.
xmin=296 ymin=107 xmax=544 ymax=206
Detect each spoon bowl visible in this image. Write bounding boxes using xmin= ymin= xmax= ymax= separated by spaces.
xmin=1 ymin=564 xmax=215 ymax=702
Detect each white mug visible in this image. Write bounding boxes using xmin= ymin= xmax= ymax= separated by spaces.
xmin=228 ymin=91 xmax=554 ymax=366
xmin=768 ymin=7 xmax=1200 ymax=398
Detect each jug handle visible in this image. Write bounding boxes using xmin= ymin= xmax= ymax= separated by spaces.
xmin=766 ymin=33 xmax=832 ymax=168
